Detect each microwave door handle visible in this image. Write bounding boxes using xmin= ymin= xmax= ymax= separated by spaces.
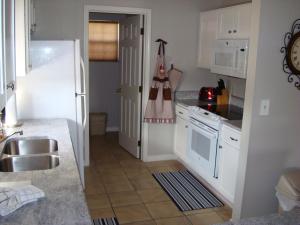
xmin=235 ymin=48 xmax=239 ymax=69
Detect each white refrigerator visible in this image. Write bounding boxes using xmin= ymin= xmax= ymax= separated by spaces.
xmin=17 ymin=40 xmax=87 ymax=186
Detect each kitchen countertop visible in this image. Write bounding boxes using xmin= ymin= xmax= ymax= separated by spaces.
xmin=176 ymin=99 xmax=214 ymax=108
xmin=222 ymin=120 xmax=242 ymax=131
xmin=175 ymin=99 xmax=243 ymax=130
xmin=215 ymin=208 xmax=300 ymax=225
xmin=0 ymin=119 xmax=92 ymax=225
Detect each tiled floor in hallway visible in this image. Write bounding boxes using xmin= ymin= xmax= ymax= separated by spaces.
xmin=84 ymin=132 xmax=232 ymax=225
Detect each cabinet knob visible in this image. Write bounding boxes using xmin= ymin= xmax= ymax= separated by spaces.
xmin=219 ymin=145 xmax=222 ymax=149
xmin=185 ymin=125 xmax=188 ymax=128
xmin=233 ymin=30 xmax=237 ymax=33
xmin=6 ymin=82 xmax=15 ymax=91
xmin=228 ymin=30 xmax=232 ymax=34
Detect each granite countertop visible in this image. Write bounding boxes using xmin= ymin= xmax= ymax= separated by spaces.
xmin=0 ymin=119 xmax=92 ymax=225
xmin=215 ymin=208 xmax=300 ymax=225
xmin=222 ymin=120 xmax=242 ymax=131
xmin=175 ymin=99 xmax=243 ymax=130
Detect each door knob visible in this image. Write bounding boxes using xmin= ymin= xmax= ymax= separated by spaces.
xmin=115 ymin=88 xmax=121 ymax=94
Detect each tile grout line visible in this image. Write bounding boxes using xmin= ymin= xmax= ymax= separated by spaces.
xmin=86 ymin=134 xmax=230 ymax=224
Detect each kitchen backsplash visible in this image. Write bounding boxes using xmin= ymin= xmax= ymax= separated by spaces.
xmin=175 ymin=91 xmax=198 ymax=100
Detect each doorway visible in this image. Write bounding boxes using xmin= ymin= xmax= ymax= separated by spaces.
xmin=83 ymin=6 xmax=152 ymax=166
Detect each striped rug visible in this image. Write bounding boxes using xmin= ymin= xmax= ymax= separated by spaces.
xmin=92 ymin=217 xmax=119 ymax=225
xmin=153 ymin=170 xmax=223 ymax=211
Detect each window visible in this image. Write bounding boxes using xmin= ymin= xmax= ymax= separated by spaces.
xmin=89 ymin=21 xmax=119 ymax=61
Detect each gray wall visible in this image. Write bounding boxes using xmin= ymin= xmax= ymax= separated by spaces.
xmin=89 ymin=61 xmax=121 ymax=129
xmin=234 ymin=0 xmax=300 ymax=219
xmin=32 ymin=0 xmax=225 ymax=158
xmin=222 ymin=0 xmax=251 ymax=7
xmin=88 ymin=13 xmax=126 ymax=129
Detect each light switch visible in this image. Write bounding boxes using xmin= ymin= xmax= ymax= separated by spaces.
xmin=259 ymin=99 xmax=270 ymax=116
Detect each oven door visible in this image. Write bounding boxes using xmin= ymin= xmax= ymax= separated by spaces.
xmin=188 ymin=118 xmax=219 ymax=178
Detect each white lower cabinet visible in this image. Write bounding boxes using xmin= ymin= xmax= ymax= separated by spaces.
xmin=174 ymin=115 xmax=189 ymax=161
xmin=174 ymin=104 xmax=189 ymax=161
xmin=218 ymin=124 xmax=241 ymax=203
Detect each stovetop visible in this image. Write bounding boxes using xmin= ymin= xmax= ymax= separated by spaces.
xmin=177 ymin=99 xmax=243 ymax=121
xmin=199 ymin=104 xmax=243 ymax=120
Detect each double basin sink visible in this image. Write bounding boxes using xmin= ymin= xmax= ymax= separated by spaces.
xmin=0 ymin=137 xmax=59 ymax=172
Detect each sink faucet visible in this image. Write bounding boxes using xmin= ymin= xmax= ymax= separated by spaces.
xmin=0 ymin=130 xmax=23 ymax=144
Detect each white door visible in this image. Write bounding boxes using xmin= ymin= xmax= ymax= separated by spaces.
xmin=119 ymin=15 xmax=143 ymax=158
xmin=74 ymin=40 xmax=86 ymax=187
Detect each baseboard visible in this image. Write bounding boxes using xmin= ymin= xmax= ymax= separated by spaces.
xmin=106 ymin=126 xmax=119 ymax=132
xmin=143 ymin=154 xmax=177 ymax=162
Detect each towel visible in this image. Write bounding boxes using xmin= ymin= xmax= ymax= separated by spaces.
xmin=168 ymin=68 xmax=182 ymax=92
xmin=0 ymin=182 xmax=45 ymax=216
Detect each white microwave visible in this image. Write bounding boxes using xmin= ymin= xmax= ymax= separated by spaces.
xmin=211 ymin=39 xmax=249 ymax=79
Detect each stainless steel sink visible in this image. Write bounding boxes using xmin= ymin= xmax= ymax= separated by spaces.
xmin=0 ymin=155 xmax=60 ymax=172
xmin=0 ymin=137 xmax=60 ymax=172
xmin=2 ymin=138 xmax=58 ymax=156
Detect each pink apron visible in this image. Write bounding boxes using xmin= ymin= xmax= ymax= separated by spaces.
xmin=144 ymin=40 xmax=175 ymax=124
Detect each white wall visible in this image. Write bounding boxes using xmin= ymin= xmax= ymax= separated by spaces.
xmin=32 ymin=0 xmax=225 ymax=158
xmin=222 ymin=0 xmax=251 ymax=7
xmin=233 ymin=0 xmax=300 ymax=219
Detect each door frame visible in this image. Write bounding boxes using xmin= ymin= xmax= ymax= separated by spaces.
xmin=83 ymin=5 xmax=151 ymax=166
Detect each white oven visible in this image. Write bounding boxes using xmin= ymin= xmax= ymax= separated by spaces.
xmin=211 ymin=39 xmax=249 ymax=79
xmin=188 ymin=117 xmax=219 ymax=178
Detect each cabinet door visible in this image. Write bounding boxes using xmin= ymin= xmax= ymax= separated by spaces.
xmin=217 ymin=7 xmax=237 ymax=39
xmin=218 ymin=140 xmax=239 ymax=203
xmin=217 ymin=3 xmax=251 ymax=39
xmin=197 ymin=10 xmax=218 ymax=69
xmin=4 ymin=0 xmax=16 ymax=101
xmin=174 ymin=116 xmax=189 ymax=161
xmin=235 ymin=3 xmax=252 ymax=39
xmin=0 ymin=1 xmax=6 ymax=110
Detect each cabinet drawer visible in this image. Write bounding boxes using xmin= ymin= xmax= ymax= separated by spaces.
xmin=221 ymin=125 xmax=241 ymax=149
xmin=175 ymin=104 xmax=189 ymax=120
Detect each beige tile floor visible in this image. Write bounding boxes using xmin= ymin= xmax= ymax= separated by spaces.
xmin=85 ymin=133 xmax=232 ymax=225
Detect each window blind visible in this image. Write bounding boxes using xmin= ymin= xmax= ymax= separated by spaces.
xmin=89 ymin=21 xmax=119 ymax=61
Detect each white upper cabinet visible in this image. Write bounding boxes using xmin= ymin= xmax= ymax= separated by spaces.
xmin=197 ymin=3 xmax=252 ymax=69
xmin=4 ymin=0 xmax=16 ymax=101
xmin=217 ymin=3 xmax=252 ymax=39
xmin=15 ymin=0 xmax=35 ymax=77
xmin=0 ymin=1 xmax=7 ymax=110
xmin=197 ymin=10 xmax=218 ymax=69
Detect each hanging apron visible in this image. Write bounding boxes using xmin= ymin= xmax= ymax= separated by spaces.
xmin=144 ymin=41 xmax=175 ymax=124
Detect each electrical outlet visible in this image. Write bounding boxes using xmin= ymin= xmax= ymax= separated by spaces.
xmin=259 ymin=99 xmax=270 ymax=116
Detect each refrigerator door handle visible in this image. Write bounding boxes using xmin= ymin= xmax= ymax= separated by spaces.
xmin=80 ymin=57 xmax=86 ymax=94
xmin=75 ymin=93 xmax=85 ymax=97
xmin=83 ymin=94 xmax=87 ymax=128
xmin=80 ymin=58 xmax=87 ymax=128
